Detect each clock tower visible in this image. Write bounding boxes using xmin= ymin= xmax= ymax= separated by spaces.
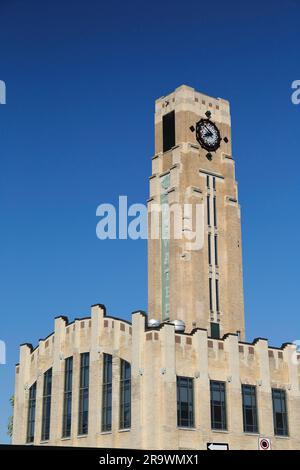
xmin=148 ymin=85 xmax=245 ymax=340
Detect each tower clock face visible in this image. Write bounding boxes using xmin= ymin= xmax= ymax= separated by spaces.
xmin=196 ymin=119 xmax=221 ymax=152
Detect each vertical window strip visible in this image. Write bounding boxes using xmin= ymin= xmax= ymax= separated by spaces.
xmin=207 ymin=195 xmax=211 ymax=226
xmin=62 ymin=356 xmax=73 ymax=438
xmin=206 ymin=175 xmax=210 ymax=188
xmin=177 ymin=376 xmax=194 ymax=428
xmin=213 ymin=196 xmax=217 ymax=228
xmin=215 ymin=279 xmax=220 ymax=312
xmin=26 ymin=382 xmax=37 ymax=443
xmin=213 ymin=177 xmax=216 ymax=190
xmin=208 ymin=234 xmax=212 ymax=265
xmin=78 ymin=353 xmax=89 ymax=435
xmin=102 ymin=353 xmax=112 ymax=432
xmin=209 ymin=278 xmax=213 ymax=311
xmin=210 ymin=380 xmax=227 ymax=430
xmin=41 ymin=368 xmax=52 ymax=441
xmin=242 ymin=385 xmax=258 ymax=433
xmin=272 ymin=389 xmax=288 ymax=436
xmin=119 ymin=360 xmax=131 ymax=429
xmin=214 ymin=235 xmax=218 ymax=266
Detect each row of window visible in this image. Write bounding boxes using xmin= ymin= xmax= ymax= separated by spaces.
xmin=27 ymin=363 xmax=289 ymax=443
xmin=177 ymin=378 xmax=289 ymax=436
xmin=26 ymin=353 xmax=131 ymax=443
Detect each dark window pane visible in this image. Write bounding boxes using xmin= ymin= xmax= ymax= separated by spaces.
xmin=210 ymin=381 xmax=227 ymax=430
xmin=163 ymin=111 xmax=175 ymax=152
xmin=242 ymin=385 xmax=258 ymax=433
xmin=210 ymin=322 xmax=220 ymax=339
xmin=272 ymin=389 xmax=288 ymax=436
xmin=102 ymin=354 xmax=112 ymax=432
xmin=26 ymin=382 xmax=37 ymax=443
xmin=62 ymin=357 xmax=73 ymax=438
xmin=120 ymin=359 xmax=131 ymax=429
xmin=78 ymin=353 xmax=89 ymax=435
xmin=177 ymin=376 xmax=194 ymax=428
xmin=41 ymin=368 xmax=52 ymax=441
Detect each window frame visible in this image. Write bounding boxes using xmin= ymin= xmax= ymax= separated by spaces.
xmin=210 ymin=380 xmax=227 ymax=431
xmin=242 ymin=384 xmax=259 ymax=434
xmin=272 ymin=388 xmax=289 ymax=436
xmin=26 ymin=382 xmax=37 ymax=444
xmin=102 ymin=353 xmax=113 ymax=432
xmin=119 ymin=359 xmax=131 ymax=430
xmin=62 ymin=356 xmax=73 ymax=438
xmin=78 ymin=352 xmax=89 ymax=436
xmin=176 ymin=376 xmax=194 ymax=428
xmin=41 ymin=368 xmax=52 ymax=441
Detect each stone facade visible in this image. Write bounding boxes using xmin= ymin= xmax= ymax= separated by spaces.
xmin=12 ymin=85 xmax=300 ymax=449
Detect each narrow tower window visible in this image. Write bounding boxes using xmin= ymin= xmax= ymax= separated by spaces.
xmin=216 ymin=279 xmax=220 ymax=312
xmin=78 ymin=352 xmax=89 ymax=435
xmin=209 ymin=278 xmax=213 ymax=311
xmin=207 ymin=195 xmax=211 ymax=226
xmin=213 ymin=196 xmax=217 ymax=228
xmin=162 ymin=111 xmax=175 ymax=152
xmin=208 ymin=234 xmax=212 ymax=265
xmin=210 ymin=322 xmax=220 ymax=339
xmin=62 ymin=356 xmax=73 ymax=438
xmin=26 ymin=382 xmax=37 ymax=443
xmin=214 ymin=235 xmax=218 ymax=266
xmin=177 ymin=376 xmax=194 ymax=428
xmin=119 ymin=359 xmax=131 ymax=429
xmin=41 ymin=368 xmax=52 ymax=441
xmin=102 ymin=353 xmax=113 ymax=432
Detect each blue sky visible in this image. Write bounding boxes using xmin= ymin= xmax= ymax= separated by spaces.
xmin=0 ymin=0 xmax=299 ymax=443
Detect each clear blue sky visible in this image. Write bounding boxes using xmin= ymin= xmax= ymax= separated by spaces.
xmin=0 ymin=0 xmax=299 ymax=443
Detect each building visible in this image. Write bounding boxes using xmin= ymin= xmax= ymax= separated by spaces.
xmin=12 ymin=85 xmax=300 ymax=450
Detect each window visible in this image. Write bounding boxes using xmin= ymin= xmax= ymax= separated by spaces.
xmin=207 ymin=195 xmax=211 ymax=226
xmin=215 ymin=279 xmax=220 ymax=312
xmin=41 ymin=368 xmax=52 ymax=441
xmin=206 ymin=175 xmax=210 ymax=188
xmin=177 ymin=376 xmax=194 ymax=428
xmin=242 ymin=385 xmax=258 ymax=433
xmin=272 ymin=389 xmax=288 ymax=436
xmin=208 ymin=234 xmax=212 ymax=265
xmin=162 ymin=111 xmax=175 ymax=152
xmin=214 ymin=235 xmax=218 ymax=266
xmin=120 ymin=359 xmax=131 ymax=429
xmin=213 ymin=196 xmax=217 ymax=227
xmin=210 ymin=322 xmax=220 ymax=339
xmin=26 ymin=382 xmax=37 ymax=443
xmin=78 ymin=353 xmax=89 ymax=435
xmin=209 ymin=278 xmax=213 ymax=311
xmin=102 ymin=353 xmax=112 ymax=432
xmin=62 ymin=356 xmax=73 ymax=438
xmin=213 ymin=177 xmax=216 ymax=190
xmin=210 ymin=380 xmax=227 ymax=430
